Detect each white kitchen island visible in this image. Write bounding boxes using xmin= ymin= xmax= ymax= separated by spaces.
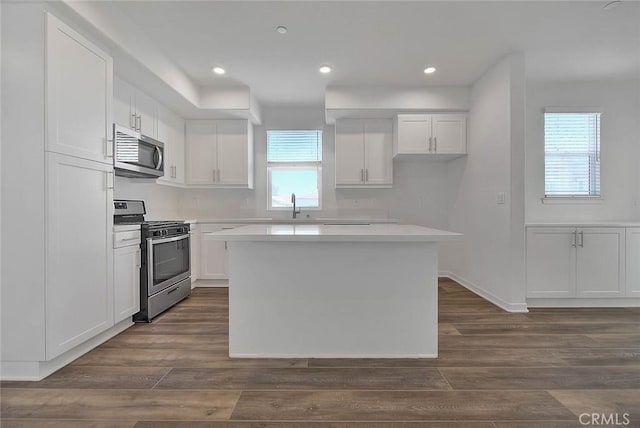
xmin=206 ymin=224 xmax=461 ymax=358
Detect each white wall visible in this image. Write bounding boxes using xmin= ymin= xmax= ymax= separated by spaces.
xmin=442 ymin=54 xmax=527 ymax=311
xmin=114 ymin=177 xmax=180 ymax=220
xmin=525 ymin=80 xmax=640 ymax=223
xmin=176 ymin=106 xmax=451 ymax=229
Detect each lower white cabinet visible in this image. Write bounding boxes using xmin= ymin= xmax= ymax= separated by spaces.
xmin=626 ymin=228 xmax=640 ymax=297
xmin=46 ymin=152 xmax=114 ymax=359
xmin=200 ymin=224 xmax=239 ymax=280
xmin=114 ymin=230 xmax=141 ymax=323
xmin=526 ymin=226 xmax=626 ymax=299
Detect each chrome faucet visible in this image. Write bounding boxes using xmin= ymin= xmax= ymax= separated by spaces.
xmin=291 ymin=193 xmax=301 ymax=219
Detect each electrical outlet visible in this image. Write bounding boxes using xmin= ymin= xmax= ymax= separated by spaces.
xmin=497 ymin=192 xmax=506 ymax=205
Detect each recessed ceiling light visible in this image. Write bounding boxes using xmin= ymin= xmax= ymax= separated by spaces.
xmin=319 ymin=65 xmax=332 ymax=74
xmin=603 ymin=0 xmax=621 ymax=10
xmin=424 ymin=67 xmax=436 ymax=74
xmin=276 ymin=26 xmax=288 ymax=34
xmin=212 ymin=67 xmax=226 ymax=75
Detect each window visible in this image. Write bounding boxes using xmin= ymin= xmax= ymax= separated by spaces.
xmin=544 ymin=112 xmax=601 ymax=197
xmin=267 ymin=130 xmax=322 ymax=209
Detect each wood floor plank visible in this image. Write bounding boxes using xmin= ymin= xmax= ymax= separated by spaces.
xmin=153 ymin=312 xmax=228 ymax=323
xmin=549 ymin=390 xmax=640 ymax=420
xmin=155 ymin=367 xmax=451 ymax=390
xmin=125 ymin=323 xmax=228 ymax=335
xmin=1 ymin=366 xmax=170 ymax=389
xmin=492 ymin=422 xmax=581 ymax=428
xmin=438 ymin=323 xmax=460 ymax=335
xmin=309 ymin=348 xmax=568 ymax=368
xmin=585 ymin=334 xmax=640 ymax=348
xmin=439 ymin=313 xmax=533 ymax=323
xmin=71 ymin=348 xmax=307 ymax=369
xmin=229 ymin=390 xmax=575 ymax=421
xmin=439 ymin=334 xmax=600 ymax=349
xmin=133 ymin=422 xmax=496 ymax=428
xmin=440 ymin=367 xmax=640 ymax=390
xmin=0 ymin=389 xmax=240 ymax=421
xmin=453 ymin=322 xmax=640 ymax=335
xmin=102 ymin=334 xmax=228 ymax=350
xmin=0 ymin=420 xmax=136 ymax=428
xmin=554 ymin=349 xmax=640 ymax=366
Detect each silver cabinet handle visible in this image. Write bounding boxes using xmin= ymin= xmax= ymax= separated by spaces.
xmin=130 ymin=113 xmax=136 ymax=129
xmin=434 ymin=136 xmax=437 ymax=152
xmin=106 ymin=172 xmax=114 ymax=190
xmin=361 ymin=169 xmax=364 ymax=182
xmin=217 ymin=169 xmax=221 ymax=182
xmin=365 ymin=169 xmax=369 ymax=182
xmin=136 ymin=115 xmax=142 ymax=132
xmin=136 ymin=249 xmax=141 ymax=269
xmin=572 ymin=230 xmax=577 ymax=248
xmin=428 ymin=136 xmax=432 ymax=152
xmin=105 ymin=138 xmax=114 ymax=158
xmin=579 ymin=231 xmax=584 ymax=248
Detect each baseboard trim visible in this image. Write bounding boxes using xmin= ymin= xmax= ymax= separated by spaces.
xmin=527 ymin=298 xmax=640 ymax=308
xmin=440 ymin=271 xmax=529 ymax=313
xmin=1 ymin=319 xmax=133 ymax=381
xmin=229 ymin=353 xmax=438 ymax=359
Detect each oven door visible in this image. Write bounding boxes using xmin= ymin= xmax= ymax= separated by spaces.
xmin=147 ymin=234 xmax=190 ymax=296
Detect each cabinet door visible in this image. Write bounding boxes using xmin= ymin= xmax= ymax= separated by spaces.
xmin=46 ymin=13 xmax=113 ymax=164
xmin=113 ymin=77 xmax=135 ymax=130
xmin=200 ymin=225 xmax=237 ymax=280
xmin=134 ymin=90 xmax=157 ymax=138
xmin=577 ymin=228 xmax=625 ymax=297
xmin=114 ymin=245 xmax=141 ymax=323
xmin=46 ymin=153 xmax=114 ymax=359
xmin=186 ymin=120 xmax=216 ymax=184
xmin=157 ymin=106 xmax=185 ymax=183
xmin=216 ymin=120 xmax=248 ymax=185
xmin=432 ymin=114 xmax=467 ymax=154
xmin=364 ymin=119 xmax=393 ymax=185
xmin=526 ymin=227 xmax=577 ymax=298
xmin=626 ymin=228 xmax=640 ymax=297
xmin=396 ymin=114 xmax=431 ymax=154
xmin=335 ymin=120 xmax=365 ymax=186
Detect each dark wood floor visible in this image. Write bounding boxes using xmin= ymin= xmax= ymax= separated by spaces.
xmin=2 ymin=278 xmax=639 ymax=427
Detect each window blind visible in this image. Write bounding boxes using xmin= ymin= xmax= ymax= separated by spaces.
xmin=544 ymin=112 xmax=601 ymax=197
xmin=267 ymin=130 xmax=322 ymax=162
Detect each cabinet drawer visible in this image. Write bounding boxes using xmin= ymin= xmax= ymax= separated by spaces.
xmin=113 ymin=230 xmax=141 ymax=248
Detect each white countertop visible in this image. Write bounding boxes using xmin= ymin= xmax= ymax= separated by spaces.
xmin=206 ymin=224 xmax=462 ymax=242
xmin=526 ymin=222 xmax=640 ymax=227
xmin=193 ymin=218 xmax=397 ymax=225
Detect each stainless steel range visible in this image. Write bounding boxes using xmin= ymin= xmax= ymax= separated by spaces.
xmin=114 ymin=200 xmax=191 ymax=322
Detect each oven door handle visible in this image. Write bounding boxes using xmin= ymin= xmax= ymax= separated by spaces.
xmin=148 ymin=234 xmax=189 ymax=245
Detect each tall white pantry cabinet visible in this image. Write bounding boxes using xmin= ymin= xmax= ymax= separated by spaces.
xmin=1 ymin=6 xmax=117 ymax=379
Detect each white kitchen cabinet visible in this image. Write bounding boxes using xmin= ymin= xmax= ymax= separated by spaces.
xmin=186 ymin=120 xmax=254 ymax=188
xmin=200 ymin=224 xmax=239 ymax=280
xmin=394 ymin=113 xmax=466 ymax=157
xmin=576 ymin=228 xmax=625 ymax=297
xmin=157 ymin=105 xmax=186 ymax=184
xmin=526 ymin=227 xmax=577 ymax=298
xmin=190 ymin=224 xmax=201 ymax=285
xmin=335 ymin=119 xmax=393 ymax=187
xmin=113 ymin=76 xmax=157 ymax=138
xmin=46 ymin=152 xmax=114 ymax=359
xmin=526 ymin=226 xmax=626 ymax=299
xmin=114 ymin=233 xmax=141 ymax=324
xmin=626 ymin=228 xmax=640 ymax=297
xmin=45 ymin=13 xmax=113 ymax=165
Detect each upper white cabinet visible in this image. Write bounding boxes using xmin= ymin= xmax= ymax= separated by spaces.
xmin=335 ymin=119 xmax=393 ymax=187
xmin=626 ymin=228 xmax=640 ymax=297
xmin=46 ymin=14 xmax=113 ymax=164
xmin=114 ymin=76 xmax=157 ymax=138
xmin=526 ymin=226 xmax=627 ymax=299
xmin=394 ymin=113 xmax=466 ymax=157
xmin=186 ymin=120 xmax=254 ymax=188
xmin=157 ymin=105 xmax=186 ymax=185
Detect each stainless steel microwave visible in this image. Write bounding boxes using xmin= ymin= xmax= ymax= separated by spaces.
xmin=113 ymin=124 xmax=164 ymax=178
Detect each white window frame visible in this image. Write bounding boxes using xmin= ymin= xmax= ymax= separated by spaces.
xmin=267 ymin=165 xmax=323 ymax=211
xmin=266 ymin=129 xmax=323 ymax=211
xmin=542 ymin=107 xmax=603 ymax=204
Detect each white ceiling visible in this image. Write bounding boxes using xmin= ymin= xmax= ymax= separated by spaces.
xmin=114 ymin=1 xmax=640 ymax=106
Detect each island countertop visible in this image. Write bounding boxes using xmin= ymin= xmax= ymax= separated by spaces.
xmin=205 ymin=223 xmax=462 ymax=242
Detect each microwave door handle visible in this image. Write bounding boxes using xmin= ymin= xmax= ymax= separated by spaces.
xmin=154 ymin=146 xmax=163 ymax=170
